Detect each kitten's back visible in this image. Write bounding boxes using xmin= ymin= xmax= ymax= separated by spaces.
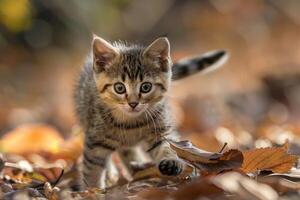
xmin=74 ymin=56 xmax=98 ymax=129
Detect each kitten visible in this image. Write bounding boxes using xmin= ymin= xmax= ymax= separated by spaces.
xmin=74 ymin=35 xmax=228 ymax=189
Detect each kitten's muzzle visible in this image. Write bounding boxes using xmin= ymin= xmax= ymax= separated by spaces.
xmin=128 ymin=102 xmax=138 ymax=109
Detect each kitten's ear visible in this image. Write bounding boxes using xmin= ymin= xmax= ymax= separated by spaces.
xmin=92 ymin=34 xmax=118 ymax=73
xmin=143 ymin=37 xmax=171 ymax=70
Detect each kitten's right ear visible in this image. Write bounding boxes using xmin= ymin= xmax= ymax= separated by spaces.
xmin=143 ymin=37 xmax=170 ymax=60
xmin=92 ymin=34 xmax=118 ymax=73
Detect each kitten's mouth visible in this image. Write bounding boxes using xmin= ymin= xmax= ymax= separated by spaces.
xmin=119 ymin=104 xmax=148 ymax=117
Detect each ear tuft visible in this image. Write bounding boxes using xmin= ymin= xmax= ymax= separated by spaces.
xmin=92 ymin=35 xmax=118 ymax=73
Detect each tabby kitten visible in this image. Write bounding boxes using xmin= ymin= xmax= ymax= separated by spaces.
xmin=74 ymin=35 xmax=228 ymax=189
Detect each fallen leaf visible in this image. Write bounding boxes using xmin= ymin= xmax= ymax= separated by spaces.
xmin=170 ymin=140 xmax=243 ymax=173
xmin=170 ymin=140 xmax=221 ymax=163
xmin=0 ymin=124 xmax=64 ymax=155
xmin=193 ymin=149 xmax=244 ymax=173
xmin=33 ymin=167 xmax=64 ymax=184
xmin=171 ymin=178 xmax=224 ymax=200
xmin=186 ymin=132 xmax=221 ymax=153
xmin=136 ymin=187 xmax=170 ymax=200
xmin=51 ymin=129 xmax=84 ymax=162
xmin=213 ymin=172 xmax=279 ymax=200
xmin=241 ymin=146 xmax=298 ymax=173
xmin=257 ymin=176 xmax=300 ymax=194
xmin=3 ymin=160 xmax=64 ymax=188
xmin=264 ymin=168 xmax=300 ymax=182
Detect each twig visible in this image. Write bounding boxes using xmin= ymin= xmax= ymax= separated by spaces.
xmin=219 ymin=143 xmax=228 ymax=153
xmin=33 ymin=169 xmax=65 ymax=190
xmin=52 ymin=169 xmax=64 ymax=187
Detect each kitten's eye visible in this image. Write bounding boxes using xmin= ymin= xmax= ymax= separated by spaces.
xmin=114 ymin=82 xmax=126 ymax=94
xmin=140 ymin=82 xmax=152 ymax=93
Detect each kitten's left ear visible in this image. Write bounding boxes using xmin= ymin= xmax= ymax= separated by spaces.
xmin=143 ymin=37 xmax=171 ymax=70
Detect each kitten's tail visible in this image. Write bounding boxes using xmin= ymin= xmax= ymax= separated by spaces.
xmin=172 ymin=50 xmax=229 ymax=81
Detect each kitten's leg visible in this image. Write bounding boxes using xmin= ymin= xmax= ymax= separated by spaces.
xmin=148 ymin=139 xmax=183 ymax=176
xmin=80 ymin=136 xmax=117 ymax=189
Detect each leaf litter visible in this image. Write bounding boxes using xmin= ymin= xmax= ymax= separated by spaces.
xmin=1 ymin=76 xmax=300 ymax=199
xmin=0 ymin=127 xmax=298 ymax=200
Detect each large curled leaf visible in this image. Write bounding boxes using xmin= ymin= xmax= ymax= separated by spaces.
xmin=170 ymin=140 xmax=243 ymax=173
xmin=241 ymin=146 xmax=298 ymax=173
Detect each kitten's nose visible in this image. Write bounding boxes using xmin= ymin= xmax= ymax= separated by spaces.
xmin=128 ymin=102 xmax=138 ymax=109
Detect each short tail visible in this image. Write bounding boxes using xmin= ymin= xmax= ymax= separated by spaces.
xmin=172 ymin=50 xmax=229 ymax=81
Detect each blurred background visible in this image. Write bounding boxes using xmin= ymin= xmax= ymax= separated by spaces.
xmin=1 ymin=0 xmax=300 ymax=152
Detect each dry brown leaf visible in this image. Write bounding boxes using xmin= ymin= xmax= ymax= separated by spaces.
xmin=3 ymin=161 xmax=64 ymax=188
xmin=0 ymin=124 xmax=84 ymax=162
xmin=131 ymin=140 xmax=243 ymax=185
xmin=170 ymin=140 xmax=243 ymax=173
xmin=51 ymin=131 xmax=84 ymax=161
xmin=241 ymin=146 xmax=298 ymax=173
xmin=186 ymin=132 xmax=221 ymax=152
xmin=257 ymin=176 xmax=300 ymax=194
xmin=135 ymin=187 xmax=170 ymax=200
xmin=193 ymin=149 xmax=244 ymax=173
xmin=171 ymin=179 xmax=224 ymax=200
xmin=214 ymin=172 xmax=279 ymax=200
xmin=264 ymin=168 xmax=300 ymax=182
xmin=0 ymin=124 xmax=64 ymax=155
xmin=33 ymin=167 xmax=64 ymax=183
xmin=170 ymin=140 xmax=221 ymax=163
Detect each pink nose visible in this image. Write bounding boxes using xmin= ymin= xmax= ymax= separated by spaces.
xmin=128 ymin=102 xmax=138 ymax=109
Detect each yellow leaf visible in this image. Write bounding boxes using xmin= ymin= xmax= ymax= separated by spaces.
xmin=0 ymin=124 xmax=64 ymax=155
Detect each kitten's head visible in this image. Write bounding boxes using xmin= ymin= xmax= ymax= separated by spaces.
xmin=92 ymin=35 xmax=171 ymax=119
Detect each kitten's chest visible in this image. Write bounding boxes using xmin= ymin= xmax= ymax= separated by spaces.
xmin=100 ymin=107 xmax=171 ymax=146
xmin=106 ymin=125 xmax=160 ymax=146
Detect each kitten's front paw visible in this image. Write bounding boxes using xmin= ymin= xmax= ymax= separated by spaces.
xmin=158 ymin=159 xmax=183 ymax=176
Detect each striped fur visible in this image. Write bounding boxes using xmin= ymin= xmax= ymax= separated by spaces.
xmin=172 ymin=50 xmax=228 ymax=80
xmin=74 ymin=36 xmax=228 ymax=189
